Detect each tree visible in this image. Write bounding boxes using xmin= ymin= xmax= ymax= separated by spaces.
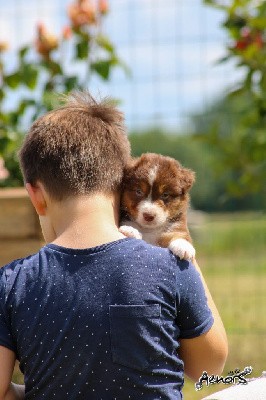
xmin=0 ymin=0 xmax=127 ymax=187
xmin=202 ymin=0 xmax=266 ymax=201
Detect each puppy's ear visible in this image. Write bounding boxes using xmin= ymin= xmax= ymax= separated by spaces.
xmin=123 ymin=157 xmax=139 ymax=175
xmin=122 ymin=157 xmax=140 ymax=186
xmin=179 ymin=167 xmax=195 ymax=194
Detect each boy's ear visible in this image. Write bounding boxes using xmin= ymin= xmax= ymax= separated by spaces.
xmin=26 ymin=182 xmax=47 ymax=216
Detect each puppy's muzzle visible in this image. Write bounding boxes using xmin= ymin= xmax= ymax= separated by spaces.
xmin=143 ymin=212 xmax=155 ymax=222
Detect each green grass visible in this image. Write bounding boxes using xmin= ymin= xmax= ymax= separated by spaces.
xmin=194 ymin=212 xmax=266 ymax=256
xmin=13 ymin=212 xmax=266 ymax=399
xmin=183 ymin=212 xmax=266 ymax=399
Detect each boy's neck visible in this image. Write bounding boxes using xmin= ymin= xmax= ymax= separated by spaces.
xmin=41 ymin=193 xmax=125 ymax=249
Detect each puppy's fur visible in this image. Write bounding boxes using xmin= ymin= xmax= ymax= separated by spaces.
xmin=120 ymin=153 xmax=196 ymax=260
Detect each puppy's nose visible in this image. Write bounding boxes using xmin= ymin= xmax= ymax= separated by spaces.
xmin=143 ymin=212 xmax=155 ymax=222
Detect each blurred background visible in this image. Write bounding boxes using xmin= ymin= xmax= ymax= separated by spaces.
xmin=0 ymin=0 xmax=265 ymax=398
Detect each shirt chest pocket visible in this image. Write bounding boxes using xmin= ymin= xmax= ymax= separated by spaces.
xmin=109 ymin=304 xmax=162 ymax=371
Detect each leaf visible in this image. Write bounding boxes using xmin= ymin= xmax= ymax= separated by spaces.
xmin=17 ymin=99 xmax=36 ymax=115
xmin=224 ymin=15 xmax=246 ymax=30
xmin=96 ymin=35 xmax=115 ymax=54
xmin=9 ymin=111 xmax=19 ymax=125
xmin=215 ymin=54 xmax=231 ymax=65
xmin=44 ymin=80 xmax=55 ymax=91
xmin=260 ymin=72 xmax=266 ymax=92
xmin=92 ymin=54 xmax=131 ymax=80
xmin=227 ymin=87 xmax=246 ymax=99
xmin=0 ymin=88 xmax=5 ymax=102
xmin=42 ymin=91 xmax=61 ymax=110
xmin=19 ymin=46 xmax=29 ymax=61
xmin=50 ymin=61 xmax=63 ymax=75
xmin=244 ymin=69 xmax=253 ymax=90
xmin=114 ymin=58 xmax=131 ymax=77
xmin=0 ymin=112 xmax=8 ymax=124
xmin=249 ymin=16 xmax=266 ymax=30
xmin=203 ymin=0 xmax=227 ymax=10
xmin=64 ymin=76 xmax=78 ymax=91
xmin=41 ymin=60 xmax=62 ymax=75
xmin=17 ymin=101 xmax=28 ymax=115
xmin=76 ymin=40 xmax=89 ymax=59
xmin=0 ymin=136 xmax=10 ymax=154
xmin=91 ymin=60 xmax=111 ymax=80
xmin=21 ymin=65 xmax=38 ymax=90
xmin=4 ymin=72 xmax=21 ymax=89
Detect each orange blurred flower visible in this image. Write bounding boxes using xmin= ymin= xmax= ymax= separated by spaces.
xmin=68 ymin=0 xmax=97 ymax=28
xmin=98 ymin=0 xmax=108 ymax=15
xmin=35 ymin=23 xmax=58 ymax=58
xmin=62 ymin=26 xmax=72 ymax=40
xmin=0 ymin=158 xmax=9 ymax=180
xmin=0 ymin=41 xmax=9 ymax=53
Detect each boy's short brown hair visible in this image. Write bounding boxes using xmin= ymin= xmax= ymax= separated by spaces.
xmin=19 ymin=91 xmax=131 ymax=200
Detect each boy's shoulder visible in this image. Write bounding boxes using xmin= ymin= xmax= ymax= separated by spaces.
xmin=0 ymin=251 xmax=40 ymax=285
xmin=120 ymin=238 xmax=176 ymax=263
xmin=120 ymin=238 xmax=192 ymax=274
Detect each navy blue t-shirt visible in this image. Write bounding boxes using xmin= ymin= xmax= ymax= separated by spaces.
xmin=0 ymin=238 xmax=213 ymax=399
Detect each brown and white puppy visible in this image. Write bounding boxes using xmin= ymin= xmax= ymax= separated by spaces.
xmin=120 ymin=153 xmax=195 ymax=260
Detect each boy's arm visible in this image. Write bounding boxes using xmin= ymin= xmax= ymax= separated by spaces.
xmin=179 ymin=258 xmax=228 ymax=382
xmin=0 ymin=346 xmax=25 ymax=400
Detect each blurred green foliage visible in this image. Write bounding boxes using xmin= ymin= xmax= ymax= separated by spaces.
xmin=203 ymin=0 xmax=266 ymax=201
xmin=130 ymin=128 xmax=265 ymax=212
xmin=0 ymin=0 xmax=127 ymax=187
xmin=0 ymin=0 xmax=265 ymax=213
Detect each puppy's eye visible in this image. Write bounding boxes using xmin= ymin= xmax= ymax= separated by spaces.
xmin=135 ymin=188 xmax=144 ymax=197
xmin=160 ymin=192 xmax=170 ymax=201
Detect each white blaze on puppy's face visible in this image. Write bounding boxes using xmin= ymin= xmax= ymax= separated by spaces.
xmin=135 ymin=165 xmax=169 ymax=229
xmin=148 ymin=165 xmax=158 ymax=187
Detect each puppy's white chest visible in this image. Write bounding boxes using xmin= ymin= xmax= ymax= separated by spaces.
xmin=141 ymin=229 xmax=161 ymax=246
xmin=120 ymin=220 xmax=161 ymax=246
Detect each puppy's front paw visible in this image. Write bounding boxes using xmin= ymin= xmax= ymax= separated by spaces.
xmin=168 ymin=238 xmax=195 ymax=260
xmin=119 ymin=225 xmax=142 ymax=240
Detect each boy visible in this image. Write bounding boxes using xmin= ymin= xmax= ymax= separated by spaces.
xmin=0 ymin=92 xmax=227 ymax=400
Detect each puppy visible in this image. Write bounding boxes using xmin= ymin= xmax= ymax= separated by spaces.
xmin=120 ymin=153 xmax=196 ymax=260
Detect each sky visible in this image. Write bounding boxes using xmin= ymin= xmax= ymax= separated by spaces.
xmin=0 ymin=0 xmax=243 ymax=131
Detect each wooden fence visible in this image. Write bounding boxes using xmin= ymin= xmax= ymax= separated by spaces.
xmin=0 ymin=188 xmax=43 ymax=267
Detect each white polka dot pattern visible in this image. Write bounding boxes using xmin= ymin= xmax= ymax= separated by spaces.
xmin=0 ymin=238 xmax=213 ymax=399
